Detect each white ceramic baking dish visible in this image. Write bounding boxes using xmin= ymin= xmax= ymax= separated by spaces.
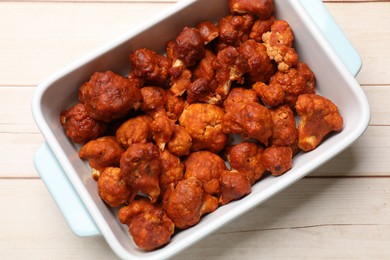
xmin=32 ymin=0 xmax=370 ymax=259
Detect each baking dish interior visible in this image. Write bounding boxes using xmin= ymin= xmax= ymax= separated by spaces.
xmin=32 ymin=0 xmax=369 ymax=259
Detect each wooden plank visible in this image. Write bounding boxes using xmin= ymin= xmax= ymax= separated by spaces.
xmin=324 ymin=2 xmax=390 ymax=85
xmin=1 ymin=178 xmax=390 ymax=259
xmin=176 ymin=177 xmax=390 ymax=259
xmin=311 ymin=125 xmax=390 ymax=176
xmin=0 ymin=125 xmax=389 ymax=181
xmin=0 ymin=2 xmax=388 ymax=86
xmin=1 ymin=0 xmax=388 ymax=259
xmin=363 ymin=85 xmax=390 ymax=126
xmin=0 ymin=133 xmax=44 ymax=177
xmin=325 ymin=0 xmax=385 ymax=2
xmin=0 ymin=179 xmax=117 ymax=259
xmin=2 ymin=0 xmax=383 ymax=2
xmin=0 ymin=2 xmax=173 ymax=86
xmin=177 ymin=225 xmax=390 ymax=259
xmin=1 ymin=85 xmax=388 ymax=136
xmin=0 ymin=87 xmax=39 ymax=134
xmin=0 ymin=0 xmax=175 ymax=2
xmin=1 ymin=86 xmax=389 ymax=178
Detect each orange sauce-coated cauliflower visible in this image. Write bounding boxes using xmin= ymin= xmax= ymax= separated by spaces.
xmin=296 ymin=94 xmax=343 ymax=151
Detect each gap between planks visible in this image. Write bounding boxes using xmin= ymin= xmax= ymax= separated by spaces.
xmin=0 ymin=176 xmax=40 ymax=180
xmin=219 ymin=223 xmax=387 ymax=234
xmin=0 ymin=0 xmax=176 ymax=3
xmin=1 ymin=175 xmax=389 ymax=181
xmin=0 ymin=0 xmax=385 ymax=4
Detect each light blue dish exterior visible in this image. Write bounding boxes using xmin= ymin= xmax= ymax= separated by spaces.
xmin=34 ymin=143 xmax=100 ymax=236
xmin=33 ymin=0 xmax=362 ymax=239
xmin=299 ymin=0 xmax=362 ymax=76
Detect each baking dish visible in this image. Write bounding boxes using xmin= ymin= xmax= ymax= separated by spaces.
xmin=32 ymin=0 xmax=370 ymax=259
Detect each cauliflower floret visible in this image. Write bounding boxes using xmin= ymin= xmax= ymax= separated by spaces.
xmin=60 ymin=103 xmax=108 ymax=144
xmin=167 ymin=125 xmax=192 ymax=157
xmin=97 ymin=167 xmax=135 ymax=207
xmin=238 ymin=39 xmax=276 ymax=84
xmin=269 ymin=105 xmax=298 ymax=148
xmin=296 ymin=94 xmax=343 ymax=151
xmin=159 ymin=150 xmax=184 ymax=197
xmin=226 ymin=141 xmax=265 ymax=185
xmin=216 ymin=13 xmax=255 ymax=50
xmin=192 ymin=49 xmax=216 ymax=82
xmin=79 ymin=136 xmax=125 ymax=180
xmin=253 ymin=61 xmax=316 ymax=108
xmin=164 ymin=90 xmax=186 ymax=121
xmin=184 ymin=150 xmax=227 ymax=195
xmin=196 ymin=20 xmax=219 ymax=45
xmin=116 ymin=114 xmax=153 ymax=148
xmin=129 ymin=48 xmax=171 ymax=87
xmin=219 ymin=170 xmax=251 ymax=205
xmin=150 ymin=115 xmax=175 ymax=150
xmin=179 ymin=103 xmax=228 ymax=153
xmin=78 ymin=71 xmax=142 ymax=122
xmin=187 ymin=78 xmax=221 ymax=105
xmin=167 ymin=27 xmax=205 ymax=77
xmin=249 ymin=16 xmax=276 ymax=42
xmin=169 ymin=69 xmax=192 ymax=96
xmin=118 ymin=198 xmax=175 ymax=251
xmin=262 ymin=146 xmax=293 ymax=176
xmin=140 ymin=86 xmax=166 ymax=113
xmin=120 ymin=143 xmax=162 ymax=203
xmin=213 ymin=46 xmax=249 ymax=100
xmin=223 ymin=88 xmax=273 ymax=145
xmin=162 ymin=177 xmax=218 ymax=229
xmin=229 ymin=0 xmax=275 ymax=19
xmin=262 ymin=20 xmax=299 ymax=72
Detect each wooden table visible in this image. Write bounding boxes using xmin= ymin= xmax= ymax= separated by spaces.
xmin=1 ymin=0 xmax=389 ymax=259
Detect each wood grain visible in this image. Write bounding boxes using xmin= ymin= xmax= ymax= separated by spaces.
xmin=0 ymin=0 xmax=385 ymax=2
xmin=1 ymin=178 xmax=390 ymax=259
xmin=0 ymin=0 xmax=389 ymax=259
xmin=0 ymin=179 xmax=117 ymax=259
xmin=0 ymin=2 xmax=172 ymax=86
xmin=0 ymin=85 xmax=388 ymax=178
xmin=0 ymin=2 xmax=389 ymax=86
xmin=324 ymin=2 xmax=390 ymax=85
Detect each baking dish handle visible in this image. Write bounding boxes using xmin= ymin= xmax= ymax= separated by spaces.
xmin=299 ymin=0 xmax=362 ymax=76
xmin=33 ymin=143 xmax=100 ymax=237
xmin=33 ymin=0 xmax=361 ymax=238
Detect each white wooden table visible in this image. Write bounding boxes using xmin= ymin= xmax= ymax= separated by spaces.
xmin=1 ymin=0 xmax=389 ymax=259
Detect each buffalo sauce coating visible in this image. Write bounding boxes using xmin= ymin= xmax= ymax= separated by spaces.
xmin=59 ymin=0 xmax=347 ymax=251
